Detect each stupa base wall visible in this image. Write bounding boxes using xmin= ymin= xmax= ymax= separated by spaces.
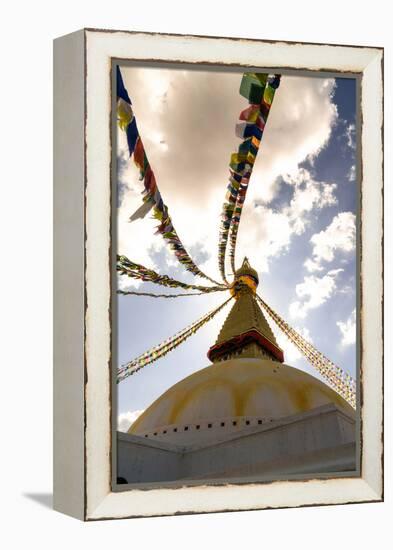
xmin=117 ymin=403 xmax=357 ymax=484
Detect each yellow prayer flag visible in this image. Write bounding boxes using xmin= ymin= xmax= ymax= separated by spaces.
xmin=263 ymin=86 xmax=274 ymax=106
xmin=117 ymin=98 xmax=134 ymax=130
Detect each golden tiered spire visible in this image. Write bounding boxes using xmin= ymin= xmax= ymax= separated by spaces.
xmin=208 ymin=258 xmax=284 ymax=363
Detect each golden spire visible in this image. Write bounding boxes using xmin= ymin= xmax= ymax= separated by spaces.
xmin=208 ymin=258 xmax=284 ymax=363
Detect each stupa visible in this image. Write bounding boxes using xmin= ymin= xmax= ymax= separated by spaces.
xmin=118 ymin=259 xmax=356 ymax=483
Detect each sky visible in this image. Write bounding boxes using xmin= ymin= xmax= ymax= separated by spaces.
xmin=115 ymin=65 xmax=357 ymax=432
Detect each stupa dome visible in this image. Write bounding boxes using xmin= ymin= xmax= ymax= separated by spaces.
xmin=128 ymin=258 xmax=354 ymax=447
xmin=129 ymin=358 xmax=354 ymax=444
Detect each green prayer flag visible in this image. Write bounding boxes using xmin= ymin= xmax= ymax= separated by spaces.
xmin=239 ymin=73 xmax=265 ymax=104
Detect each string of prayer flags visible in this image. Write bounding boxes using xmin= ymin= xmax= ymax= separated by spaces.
xmin=117 ymin=289 xmax=216 ymax=298
xmin=256 ymin=294 xmax=356 ymax=408
xmin=117 ymin=296 xmax=233 ymax=381
xmin=117 ymin=255 xmax=227 ymax=293
xmin=228 ymin=74 xmax=281 ymax=274
xmin=218 ymin=72 xmax=281 ymax=281
xmin=116 ymin=67 xmax=224 ymax=287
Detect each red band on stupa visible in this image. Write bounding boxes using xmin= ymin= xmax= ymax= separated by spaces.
xmin=207 ymin=329 xmax=284 ymax=363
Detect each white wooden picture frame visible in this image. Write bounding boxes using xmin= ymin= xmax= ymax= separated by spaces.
xmin=53 ymin=28 xmax=383 ymax=520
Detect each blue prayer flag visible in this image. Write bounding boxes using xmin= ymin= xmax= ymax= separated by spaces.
xmin=126 ymin=118 xmax=139 ymax=156
xmin=117 ymin=66 xmax=132 ymax=104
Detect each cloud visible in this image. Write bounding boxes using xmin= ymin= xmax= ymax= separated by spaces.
xmin=117 ymin=409 xmax=145 ymax=432
xmin=303 ymin=258 xmax=324 ymax=272
xmin=289 ymin=269 xmax=343 ymax=319
xmin=236 ymin=169 xmax=337 ymax=273
xmin=337 ymin=309 xmax=356 ymax=346
xmin=345 ymin=123 xmax=356 ymax=149
xmin=282 ymin=169 xmax=337 ymax=235
xmin=117 ymin=68 xmax=339 ymax=282
xmin=305 ymin=212 xmax=356 ymax=272
xmin=348 ymin=164 xmax=356 ymax=182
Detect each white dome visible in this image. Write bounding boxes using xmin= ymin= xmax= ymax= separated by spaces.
xmin=129 ymin=358 xmax=354 ymax=443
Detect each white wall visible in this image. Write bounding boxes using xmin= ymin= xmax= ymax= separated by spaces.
xmin=118 ymin=405 xmax=356 ymax=482
xmin=1 ymin=1 xmax=391 ymax=549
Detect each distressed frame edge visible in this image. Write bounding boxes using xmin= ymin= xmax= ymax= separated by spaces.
xmin=53 ymin=29 xmax=86 ymax=520
xmin=359 ymin=49 xmax=384 ymax=500
xmin=79 ymin=29 xmax=383 ymax=520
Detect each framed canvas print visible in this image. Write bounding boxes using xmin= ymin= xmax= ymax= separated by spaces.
xmin=53 ymin=29 xmax=383 ymax=520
